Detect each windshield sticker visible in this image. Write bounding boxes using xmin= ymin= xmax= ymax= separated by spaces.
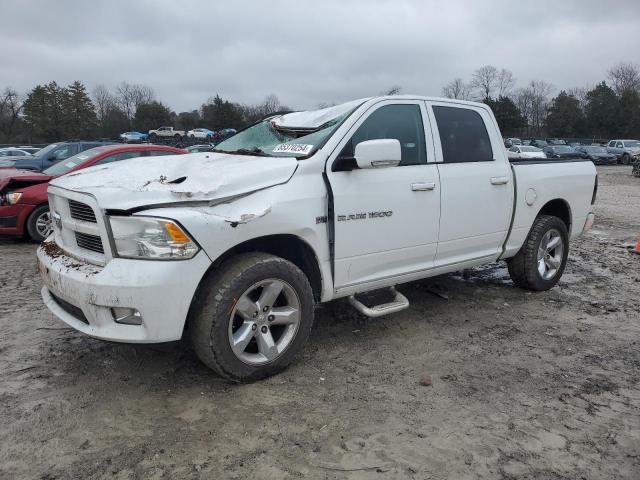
xmin=273 ymin=144 xmax=313 ymax=155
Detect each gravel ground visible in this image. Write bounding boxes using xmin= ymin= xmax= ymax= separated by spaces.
xmin=1 ymin=165 xmax=639 ymax=480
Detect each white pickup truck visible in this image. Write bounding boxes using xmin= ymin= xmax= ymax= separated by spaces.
xmin=37 ymin=96 xmax=597 ymax=382
xmin=148 ymin=126 xmax=185 ymax=141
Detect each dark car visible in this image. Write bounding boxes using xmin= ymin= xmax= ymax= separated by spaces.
xmin=0 ymin=141 xmax=113 ymax=172
xmin=0 ymin=144 xmax=186 ymax=242
xmin=574 ymin=146 xmax=617 ymax=165
xmin=543 ymin=145 xmax=577 ymax=159
xmin=530 ymin=139 xmax=548 ymax=148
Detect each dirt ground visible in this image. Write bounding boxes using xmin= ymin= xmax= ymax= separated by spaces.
xmin=1 ymin=165 xmax=639 ymax=480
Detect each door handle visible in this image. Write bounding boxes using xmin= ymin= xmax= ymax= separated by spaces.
xmin=411 ymin=182 xmax=436 ymax=191
xmin=490 ymin=176 xmax=509 ymax=185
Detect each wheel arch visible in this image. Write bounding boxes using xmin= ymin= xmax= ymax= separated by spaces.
xmin=203 ymin=234 xmax=323 ymax=303
xmin=537 ymin=198 xmax=572 ymax=233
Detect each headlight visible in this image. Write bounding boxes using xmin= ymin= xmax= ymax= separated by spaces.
xmin=2 ymin=192 xmax=22 ymax=205
xmin=109 ymin=216 xmax=199 ymax=260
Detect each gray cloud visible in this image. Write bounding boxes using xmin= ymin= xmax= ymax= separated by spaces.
xmin=1 ymin=0 xmax=639 ymax=111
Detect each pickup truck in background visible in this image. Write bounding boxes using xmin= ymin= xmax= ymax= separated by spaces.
xmin=37 ymin=95 xmax=597 ymax=382
xmin=148 ymin=126 xmax=185 ymax=141
xmin=606 ymin=139 xmax=640 ymax=164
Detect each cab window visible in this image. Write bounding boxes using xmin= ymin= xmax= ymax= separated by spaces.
xmin=433 ymin=106 xmax=494 ymax=163
xmin=338 ymin=104 xmax=427 ymax=166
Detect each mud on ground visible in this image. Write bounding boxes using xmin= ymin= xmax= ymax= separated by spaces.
xmin=1 ymin=165 xmax=639 ymax=479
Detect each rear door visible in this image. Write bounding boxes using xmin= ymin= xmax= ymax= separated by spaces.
xmin=327 ymin=100 xmax=440 ymax=290
xmin=427 ymin=101 xmax=513 ymax=267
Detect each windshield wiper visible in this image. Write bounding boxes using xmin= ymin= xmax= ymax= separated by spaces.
xmin=211 ymin=147 xmax=273 ymax=157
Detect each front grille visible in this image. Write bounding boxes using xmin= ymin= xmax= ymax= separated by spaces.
xmin=75 ymin=231 xmax=104 ymax=254
xmin=68 ymin=199 xmax=97 ymax=223
xmin=50 ymin=291 xmax=89 ymax=324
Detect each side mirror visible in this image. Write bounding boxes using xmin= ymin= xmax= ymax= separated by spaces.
xmin=47 ymin=155 xmax=57 ymax=162
xmin=354 ymin=139 xmax=401 ymax=169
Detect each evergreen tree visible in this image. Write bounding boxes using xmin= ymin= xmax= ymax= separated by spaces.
xmin=545 ymin=91 xmax=586 ymax=137
xmin=63 ymin=81 xmax=97 ymax=139
xmin=483 ymin=96 xmax=526 ymax=136
xmin=618 ymin=89 xmax=640 ymax=138
xmin=133 ymin=101 xmax=172 ymax=132
xmin=584 ymin=82 xmax=619 ymax=138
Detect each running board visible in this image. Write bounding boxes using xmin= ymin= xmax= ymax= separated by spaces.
xmin=348 ymin=287 xmax=409 ymax=318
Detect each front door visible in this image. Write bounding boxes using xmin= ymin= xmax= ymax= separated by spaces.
xmin=327 ymin=100 xmax=440 ymax=291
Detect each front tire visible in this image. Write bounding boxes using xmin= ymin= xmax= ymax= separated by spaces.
xmin=622 ymin=153 xmax=631 ymax=165
xmin=189 ymin=253 xmax=314 ymax=382
xmin=26 ymin=204 xmax=52 ymax=243
xmin=507 ymin=215 xmax=569 ymax=291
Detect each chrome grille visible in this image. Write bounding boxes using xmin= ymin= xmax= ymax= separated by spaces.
xmin=68 ymin=199 xmax=97 ymax=223
xmin=75 ymin=231 xmax=104 ymax=254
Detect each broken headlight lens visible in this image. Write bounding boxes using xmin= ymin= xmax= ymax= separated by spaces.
xmin=109 ymin=216 xmax=199 ymax=260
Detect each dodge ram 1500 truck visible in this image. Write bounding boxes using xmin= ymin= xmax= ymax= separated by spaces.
xmin=37 ymin=96 xmax=597 ymax=382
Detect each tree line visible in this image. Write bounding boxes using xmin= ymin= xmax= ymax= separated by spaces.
xmin=442 ymin=61 xmax=640 ymax=139
xmin=1 ymin=62 xmax=639 ymax=144
xmin=0 ymin=82 xmax=289 ymax=143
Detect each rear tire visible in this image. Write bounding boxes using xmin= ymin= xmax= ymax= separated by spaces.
xmin=189 ymin=253 xmax=314 ymax=382
xmin=507 ymin=215 xmax=569 ymax=291
xmin=26 ymin=204 xmax=52 ymax=243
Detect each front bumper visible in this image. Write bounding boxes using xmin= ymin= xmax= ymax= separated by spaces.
xmin=37 ymin=241 xmax=211 ymax=343
xmin=0 ymin=203 xmax=34 ymax=236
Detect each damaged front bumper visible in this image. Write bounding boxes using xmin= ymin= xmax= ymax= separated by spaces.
xmin=37 ymin=241 xmax=211 ymax=343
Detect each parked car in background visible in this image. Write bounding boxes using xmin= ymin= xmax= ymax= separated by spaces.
xmin=606 ymin=139 xmax=640 ymax=164
xmin=547 ymin=139 xmax=567 ymax=145
xmin=148 ymin=126 xmax=185 ymax=141
xmin=530 ymin=139 xmax=548 ymax=148
xmin=17 ymin=146 xmax=42 ymax=155
xmin=186 ymin=144 xmax=215 ymax=153
xmin=568 ymin=142 xmax=582 ymax=148
xmin=36 ymin=95 xmax=597 ymax=381
xmin=543 ymin=145 xmax=577 ymax=159
xmin=574 ymin=146 xmax=617 ymax=165
xmin=211 ymin=128 xmax=237 ymax=144
xmin=0 ymin=147 xmax=33 ymax=158
xmin=0 ymin=141 xmax=113 ymax=172
xmin=119 ymin=131 xmax=149 ymax=143
xmin=503 ymin=137 xmax=522 ymax=148
xmin=507 ymin=145 xmax=546 ymax=159
xmin=521 ymin=139 xmax=531 ymax=146
xmin=0 ymin=144 xmax=185 ymax=242
xmin=187 ymin=128 xmax=216 ymax=141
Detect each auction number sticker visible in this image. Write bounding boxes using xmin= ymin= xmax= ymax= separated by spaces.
xmin=273 ymin=144 xmax=313 ymax=155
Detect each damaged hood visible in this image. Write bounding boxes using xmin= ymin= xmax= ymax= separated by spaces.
xmin=0 ymin=168 xmax=51 ymax=191
xmin=50 ymin=152 xmax=298 ymax=211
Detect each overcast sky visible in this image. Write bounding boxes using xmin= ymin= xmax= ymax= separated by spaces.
xmin=2 ymin=0 xmax=639 ymax=112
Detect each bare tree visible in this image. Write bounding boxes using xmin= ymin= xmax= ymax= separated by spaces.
xmin=566 ymin=86 xmax=590 ymax=111
xmin=607 ymin=62 xmax=640 ymax=94
xmin=442 ymin=78 xmax=472 ymax=100
xmin=382 ymin=85 xmax=402 ymax=95
xmin=91 ymin=84 xmax=115 ymax=122
xmin=471 ymin=65 xmax=499 ymax=100
xmin=115 ymin=82 xmax=155 ymax=121
xmin=497 ymin=69 xmax=516 ymax=97
xmin=0 ymin=87 xmax=24 ymax=139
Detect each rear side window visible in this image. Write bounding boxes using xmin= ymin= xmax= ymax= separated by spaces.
xmin=340 ymin=104 xmax=427 ymax=166
xmin=433 ymin=106 xmax=494 ymax=163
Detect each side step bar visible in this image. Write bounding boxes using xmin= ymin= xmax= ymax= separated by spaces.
xmin=348 ymin=287 xmax=409 ymax=318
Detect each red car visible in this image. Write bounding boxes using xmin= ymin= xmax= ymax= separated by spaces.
xmin=0 ymin=144 xmax=186 ymax=242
